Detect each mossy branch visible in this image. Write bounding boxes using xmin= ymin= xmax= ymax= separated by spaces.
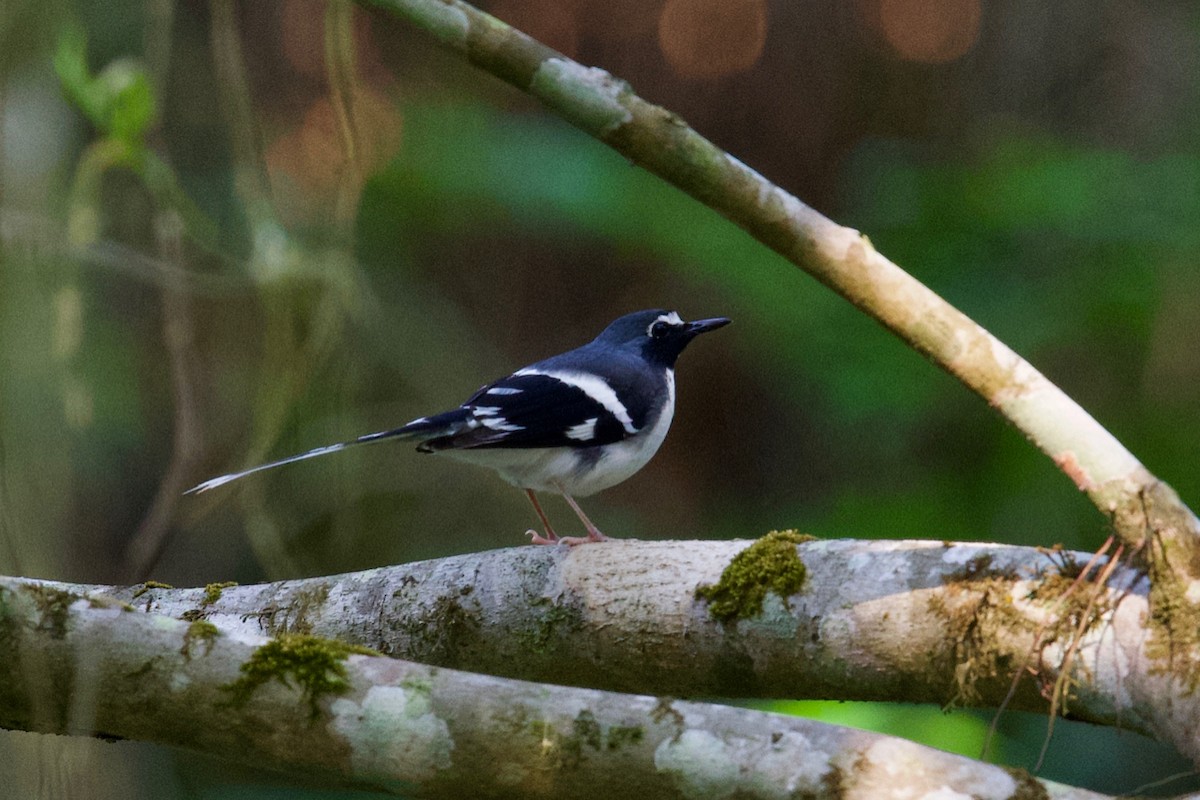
xmin=0 ymin=565 xmax=1124 ymax=798
xmin=6 ymin=536 xmax=1197 ymax=770
xmin=359 ymin=0 xmax=1200 ymax=575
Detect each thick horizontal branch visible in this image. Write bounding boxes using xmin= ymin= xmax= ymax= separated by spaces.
xmin=0 ymin=570 xmax=1112 ymax=798
xmin=12 ymin=538 xmax=1199 ymax=765
xmin=360 ymin=0 xmax=1200 ymax=575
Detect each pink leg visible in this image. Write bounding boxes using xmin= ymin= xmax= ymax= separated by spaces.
xmin=556 ymin=485 xmax=610 ymax=546
xmin=524 ymin=489 xmax=559 ymax=545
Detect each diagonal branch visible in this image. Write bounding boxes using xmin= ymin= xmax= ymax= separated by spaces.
xmin=0 ymin=567 xmax=1114 ymax=799
xmin=359 ymin=0 xmax=1200 ymax=574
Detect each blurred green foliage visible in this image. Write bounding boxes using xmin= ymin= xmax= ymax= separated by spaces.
xmin=2 ymin=0 xmax=1199 ymax=796
xmin=55 ymin=24 xmax=156 ymax=144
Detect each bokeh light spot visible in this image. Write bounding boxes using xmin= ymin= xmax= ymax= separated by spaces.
xmin=265 ymin=89 xmax=403 ymax=225
xmin=658 ymin=0 xmax=768 ymax=80
xmin=879 ymin=0 xmax=981 ymax=64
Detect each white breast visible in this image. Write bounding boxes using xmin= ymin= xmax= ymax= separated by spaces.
xmin=570 ymin=369 xmax=675 ymax=495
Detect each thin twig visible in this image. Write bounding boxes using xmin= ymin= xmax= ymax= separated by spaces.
xmin=124 ymin=212 xmax=204 ymax=579
xmin=324 ymin=0 xmax=364 ymax=233
xmin=982 ymin=537 xmax=1113 ymax=761
xmin=1035 ymin=542 xmax=1125 ymax=772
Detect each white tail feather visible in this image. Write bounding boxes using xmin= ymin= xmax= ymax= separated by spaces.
xmin=184 ymin=442 xmax=352 ymax=494
xmin=184 ymin=421 xmax=433 ymax=495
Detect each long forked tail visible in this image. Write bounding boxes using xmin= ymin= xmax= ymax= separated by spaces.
xmin=183 ymin=410 xmax=467 ymax=495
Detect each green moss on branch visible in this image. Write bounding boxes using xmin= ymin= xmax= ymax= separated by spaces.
xmin=695 ymin=530 xmax=812 ymax=622
xmin=223 ymin=633 xmax=379 ymax=719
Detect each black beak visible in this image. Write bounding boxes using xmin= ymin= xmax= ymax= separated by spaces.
xmin=685 ymin=317 xmax=732 ymax=336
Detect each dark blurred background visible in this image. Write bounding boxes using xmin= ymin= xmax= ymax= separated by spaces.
xmin=2 ymin=0 xmax=1198 ymax=796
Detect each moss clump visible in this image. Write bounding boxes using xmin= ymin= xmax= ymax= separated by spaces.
xmin=947 ymin=553 xmax=996 ymax=581
xmin=572 ymin=709 xmax=602 ymax=751
xmin=934 ymin=549 xmax=1113 ymax=712
xmin=651 ymin=698 xmax=684 ymax=729
xmin=203 ymin=581 xmax=238 ymax=605
xmin=131 ymin=581 xmax=173 ymax=600
xmin=87 ymin=595 xmax=134 ymax=612
xmin=521 ymin=600 xmax=583 ymax=654
xmin=930 ymin=577 xmax=1026 ymax=708
xmin=695 ymin=530 xmax=812 ymax=622
xmin=27 ymin=585 xmax=78 ymax=640
xmin=181 ymin=620 xmax=220 ymax=660
xmin=556 ymin=710 xmax=643 ymax=768
xmin=223 ymin=633 xmax=379 ymax=719
xmin=283 ymin=583 xmax=330 ymax=634
xmin=605 ymin=724 xmax=644 ymax=750
xmin=1114 ymin=481 xmax=1200 ymax=690
xmin=1141 ymin=532 xmax=1200 ymax=688
xmin=1146 ymin=559 xmax=1200 ymax=691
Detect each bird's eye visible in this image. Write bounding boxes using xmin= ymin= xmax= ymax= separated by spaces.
xmin=649 ymin=321 xmax=670 ymax=338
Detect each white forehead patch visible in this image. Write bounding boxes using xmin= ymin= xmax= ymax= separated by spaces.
xmin=647 ymin=311 xmax=683 ymax=336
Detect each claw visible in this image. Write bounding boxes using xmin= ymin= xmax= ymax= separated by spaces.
xmin=523 ymin=487 xmax=610 ymax=546
xmin=527 ymin=529 xmax=559 ymax=546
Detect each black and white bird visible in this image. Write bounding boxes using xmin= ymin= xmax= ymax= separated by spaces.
xmin=186 ymin=309 xmax=730 ymax=545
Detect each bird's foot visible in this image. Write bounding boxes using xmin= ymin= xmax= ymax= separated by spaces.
xmin=553 ymin=486 xmax=611 ymax=545
xmin=557 ymin=529 xmax=610 ymax=546
xmin=527 ymin=529 xmax=559 ymax=546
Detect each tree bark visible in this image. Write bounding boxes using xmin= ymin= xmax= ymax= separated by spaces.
xmin=3 ymin=536 xmax=1197 ymax=785
xmin=0 ymin=553 xmax=1121 ymax=798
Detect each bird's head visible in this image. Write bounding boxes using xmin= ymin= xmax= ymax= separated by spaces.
xmin=594 ymin=309 xmax=731 ymax=367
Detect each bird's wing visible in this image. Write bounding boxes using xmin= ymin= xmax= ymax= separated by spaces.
xmin=419 ymin=371 xmax=642 ymax=451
